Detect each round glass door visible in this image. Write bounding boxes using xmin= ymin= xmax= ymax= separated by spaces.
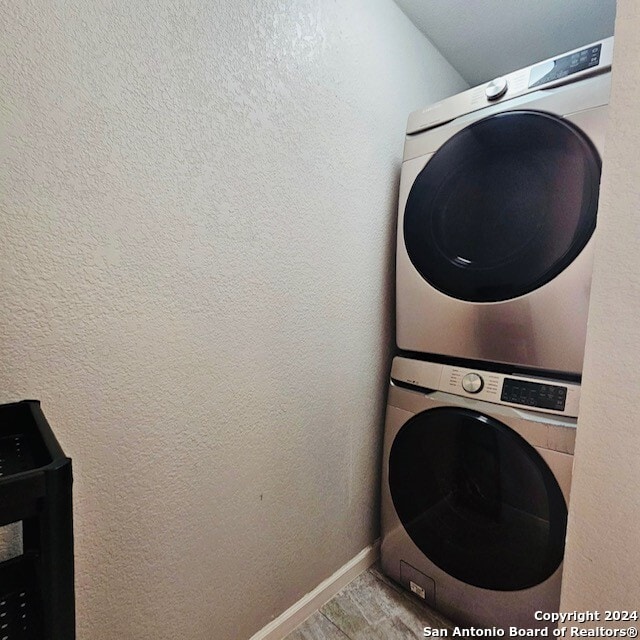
xmin=388 ymin=407 xmax=567 ymax=591
xmin=403 ymin=110 xmax=601 ymax=302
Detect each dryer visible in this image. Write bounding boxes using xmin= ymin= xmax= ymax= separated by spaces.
xmin=381 ymin=356 xmax=578 ymax=630
xmin=397 ymin=39 xmax=613 ymax=376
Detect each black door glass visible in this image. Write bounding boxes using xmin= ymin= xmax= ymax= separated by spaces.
xmin=389 ymin=407 xmax=567 ymax=591
xmin=403 ymin=111 xmax=601 ymax=302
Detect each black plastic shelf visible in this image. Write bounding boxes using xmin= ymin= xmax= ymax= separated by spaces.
xmin=0 ymin=434 xmax=37 ymax=477
xmin=0 ymin=555 xmax=42 ymax=639
xmin=0 ymin=400 xmax=75 ymax=640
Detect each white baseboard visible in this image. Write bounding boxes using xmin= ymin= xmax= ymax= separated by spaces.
xmin=249 ymin=539 xmax=381 ymax=640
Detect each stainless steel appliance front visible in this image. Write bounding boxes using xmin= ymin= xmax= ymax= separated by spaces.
xmin=380 ymin=360 xmax=576 ymax=630
xmin=396 ymin=39 xmax=612 ymax=375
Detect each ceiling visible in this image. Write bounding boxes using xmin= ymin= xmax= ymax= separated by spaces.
xmin=394 ymin=0 xmax=617 ymax=86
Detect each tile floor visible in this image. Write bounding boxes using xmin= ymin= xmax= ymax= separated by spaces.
xmin=284 ymin=563 xmax=454 ymax=640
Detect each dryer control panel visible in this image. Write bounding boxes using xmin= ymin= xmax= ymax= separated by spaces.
xmin=529 ymin=44 xmax=602 ymax=88
xmin=406 ymin=37 xmax=613 ymax=135
xmin=390 ymin=357 xmax=580 ymax=417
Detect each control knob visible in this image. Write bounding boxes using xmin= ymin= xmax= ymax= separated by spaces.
xmin=485 ymin=77 xmax=508 ymax=101
xmin=462 ymin=373 xmax=484 ymax=394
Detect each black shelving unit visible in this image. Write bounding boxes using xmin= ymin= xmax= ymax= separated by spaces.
xmin=0 ymin=400 xmax=75 ymax=639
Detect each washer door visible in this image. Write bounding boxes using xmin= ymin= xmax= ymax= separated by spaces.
xmin=403 ymin=110 xmax=601 ymax=302
xmin=388 ymin=407 xmax=567 ymax=591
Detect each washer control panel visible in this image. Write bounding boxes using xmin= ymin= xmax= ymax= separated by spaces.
xmin=390 ymin=357 xmax=580 ymax=417
xmin=501 ymin=378 xmax=567 ymax=411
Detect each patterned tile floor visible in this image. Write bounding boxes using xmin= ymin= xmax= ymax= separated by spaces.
xmin=284 ymin=563 xmax=454 ymax=640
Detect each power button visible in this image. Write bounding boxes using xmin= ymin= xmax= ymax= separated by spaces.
xmin=462 ymin=373 xmax=484 ymax=394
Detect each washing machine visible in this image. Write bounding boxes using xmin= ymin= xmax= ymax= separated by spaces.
xmin=380 ymin=356 xmax=578 ymax=630
xmin=397 ymin=38 xmax=613 ymax=376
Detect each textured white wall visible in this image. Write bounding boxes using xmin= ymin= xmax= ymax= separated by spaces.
xmin=0 ymin=1 xmax=466 ymax=638
xmin=561 ymin=0 xmax=640 ymax=618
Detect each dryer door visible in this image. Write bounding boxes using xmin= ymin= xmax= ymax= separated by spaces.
xmin=403 ymin=110 xmax=601 ymax=302
xmin=388 ymin=406 xmax=567 ymax=591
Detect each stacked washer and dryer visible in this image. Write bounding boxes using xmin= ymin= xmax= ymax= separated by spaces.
xmin=380 ymin=39 xmax=613 ymax=630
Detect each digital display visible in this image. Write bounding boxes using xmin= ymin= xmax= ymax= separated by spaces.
xmin=529 ymin=44 xmax=602 ymax=88
xmin=501 ymin=378 xmax=567 ymax=411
